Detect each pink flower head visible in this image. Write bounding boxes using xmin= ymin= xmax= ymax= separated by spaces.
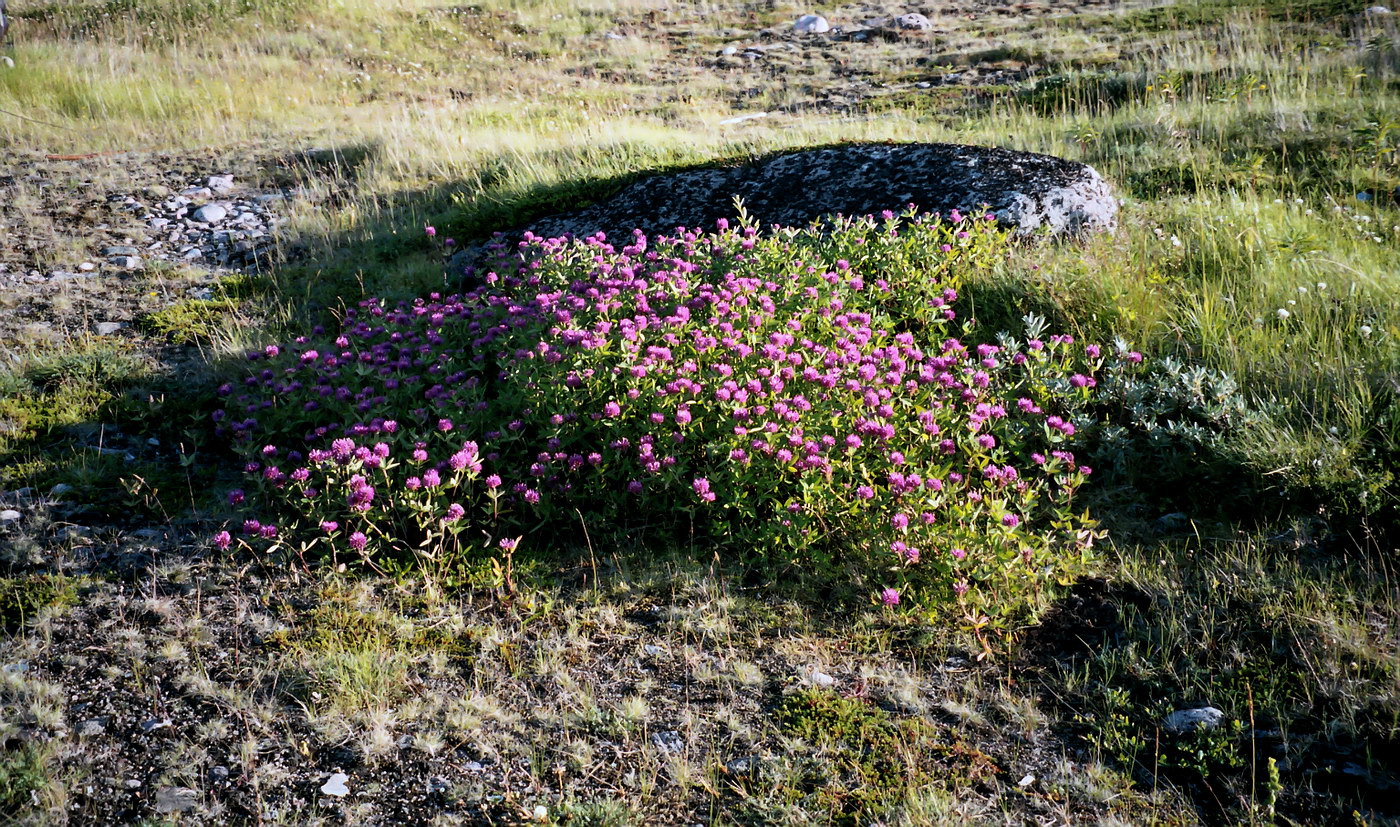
xmin=348 ymin=531 xmax=368 ymax=551
xmin=212 ymin=530 xmax=232 ymax=550
xmin=880 ymin=588 xmax=900 ymax=606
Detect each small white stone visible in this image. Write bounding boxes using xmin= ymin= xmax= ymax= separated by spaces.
xmin=0 ymin=509 xmax=20 ymax=524
xmin=809 ymin=669 xmax=835 ymax=687
xmin=1017 ymin=773 xmax=1036 ymax=787
xmin=320 ymin=772 xmax=350 ymax=797
xmin=793 ymin=13 xmax=830 ymax=33
xmin=1162 ymin=707 xmax=1225 ymax=735
xmin=532 ymin=804 xmax=548 ymax=821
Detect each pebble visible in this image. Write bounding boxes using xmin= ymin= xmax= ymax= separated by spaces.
xmin=102 ymin=245 xmax=140 ymax=257
xmin=724 ymin=756 xmax=759 ymax=776
xmin=320 ymin=772 xmax=350 ymax=797
xmin=94 ymin=322 xmax=124 ymax=336
xmin=210 ymin=766 xmax=229 ymax=782
xmin=793 ymin=13 xmax=830 ymax=33
xmin=1162 ymin=707 xmax=1225 ymax=734
xmin=207 ymin=175 xmax=235 ymax=195
xmin=650 ymin=730 xmax=686 ymax=754
xmin=140 ymin=717 xmax=172 ymax=734
xmin=78 ymin=262 xmax=96 ymax=271
xmin=808 ymin=668 xmax=835 ymax=687
xmin=192 ymin=204 xmax=228 ymax=223
xmin=49 ymin=483 xmax=74 ymax=496
xmin=894 ymin=13 xmax=932 ymax=30
xmin=107 ymin=255 xmax=143 ymax=269
xmin=155 ymin=787 xmax=199 ymax=814
xmin=0 ymin=509 xmax=20 ymax=524
xmin=77 ymin=718 xmax=108 ymax=737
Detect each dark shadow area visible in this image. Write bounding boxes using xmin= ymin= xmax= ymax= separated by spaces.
xmin=1022 ymin=562 xmax=1400 ymax=827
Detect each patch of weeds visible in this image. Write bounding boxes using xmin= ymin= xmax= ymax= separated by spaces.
xmin=215 ymin=272 xmax=272 ymax=301
xmin=0 ymin=743 xmax=52 ymax=819
xmin=0 ymin=574 xmax=79 ymax=631
xmin=560 ymin=797 xmax=638 ymax=825
xmin=136 ymin=297 xmax=242 ymax=345
xmin=269 ymin=586 xmax=474 ymax=714
xmin=1079 ymin=357 xmax=1272 ymax=516
xmin=752 ymin=689 xmax=996 ymax=826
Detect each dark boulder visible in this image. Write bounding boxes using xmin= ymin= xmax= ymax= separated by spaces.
xmin=451 ymin=143 xmax=1117 ymax=276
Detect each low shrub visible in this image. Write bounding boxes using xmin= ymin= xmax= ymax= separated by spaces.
xmin=214 ymin=212 xmax=1135 ymax=629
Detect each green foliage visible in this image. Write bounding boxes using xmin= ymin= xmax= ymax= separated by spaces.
xmin=218 ymin=214 xmax=1118 ymax=631
xmin=137 ymin=297 xmax=242 ymax=346
xmin=0 ymin=743 xmax=51 ymax=819
xmin=1081 ymin=356 xmax=1270 ymax=512
xmin=0 ymin=575 xmax=78 ymax=631
xmin=762 ymin=689 xmax=995 ymax=826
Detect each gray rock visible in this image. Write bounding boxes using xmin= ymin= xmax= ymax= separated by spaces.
xmin=721 ymin=44 xmax=739 ymax=55
xmin=454 ymin=143 xmax=1115 ymax=276
xmin=77 ymin=718 xmax=107 ymax=737
xmin=103 ymin=245 xmax=140 ymax=257
xmin=207 ymin=175 xmax=235 ymax=194
xmin=808 ymin=668 xmax=835 ymax=687
xmin=0 ymin=509 xmax=20 ymax=524
xmin=894 ymin=13 xmax=932 ymax=30
xmin=1162 ymin=707 xmax=1225 ymax=735
xmin=182 ymin=186 xmax=214 ymax=199
xmin=724 ymin=756 xmax=760 ymax=776
xmin=49 ymin=271 xmax=89 ymax=283
xmin=1365 ymin=5 xmax=1392 ymax=14
xmin=1154 ymin=512 xmax=1191 ymax=533
xmin=107 ymin=255 xmax=142 ymax=269
xmin=94 ymin=322 xmax=124 ymax=336
xmin=210 ymin=766 xmax=229 ymax=782
xmin=140 ymin=717 xmax=172 ymax=734
xmin=49 ymin=483 xmax=73 ymax=496
xmin=650 ymin=730 xmax=686 ymax=754
xmin=793 ymin=14 xmax=830 ymax=33
xmin=320 ymin=772 xmax=350 ymax=797
xmin=192 ymin=204 xmax=228 ymax=223
xmin=155 ymin=787 xmax=199 ymax=814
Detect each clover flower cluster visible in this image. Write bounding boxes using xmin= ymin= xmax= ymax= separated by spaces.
xmin=215 ymin=211 xmax=1136 ymax=616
